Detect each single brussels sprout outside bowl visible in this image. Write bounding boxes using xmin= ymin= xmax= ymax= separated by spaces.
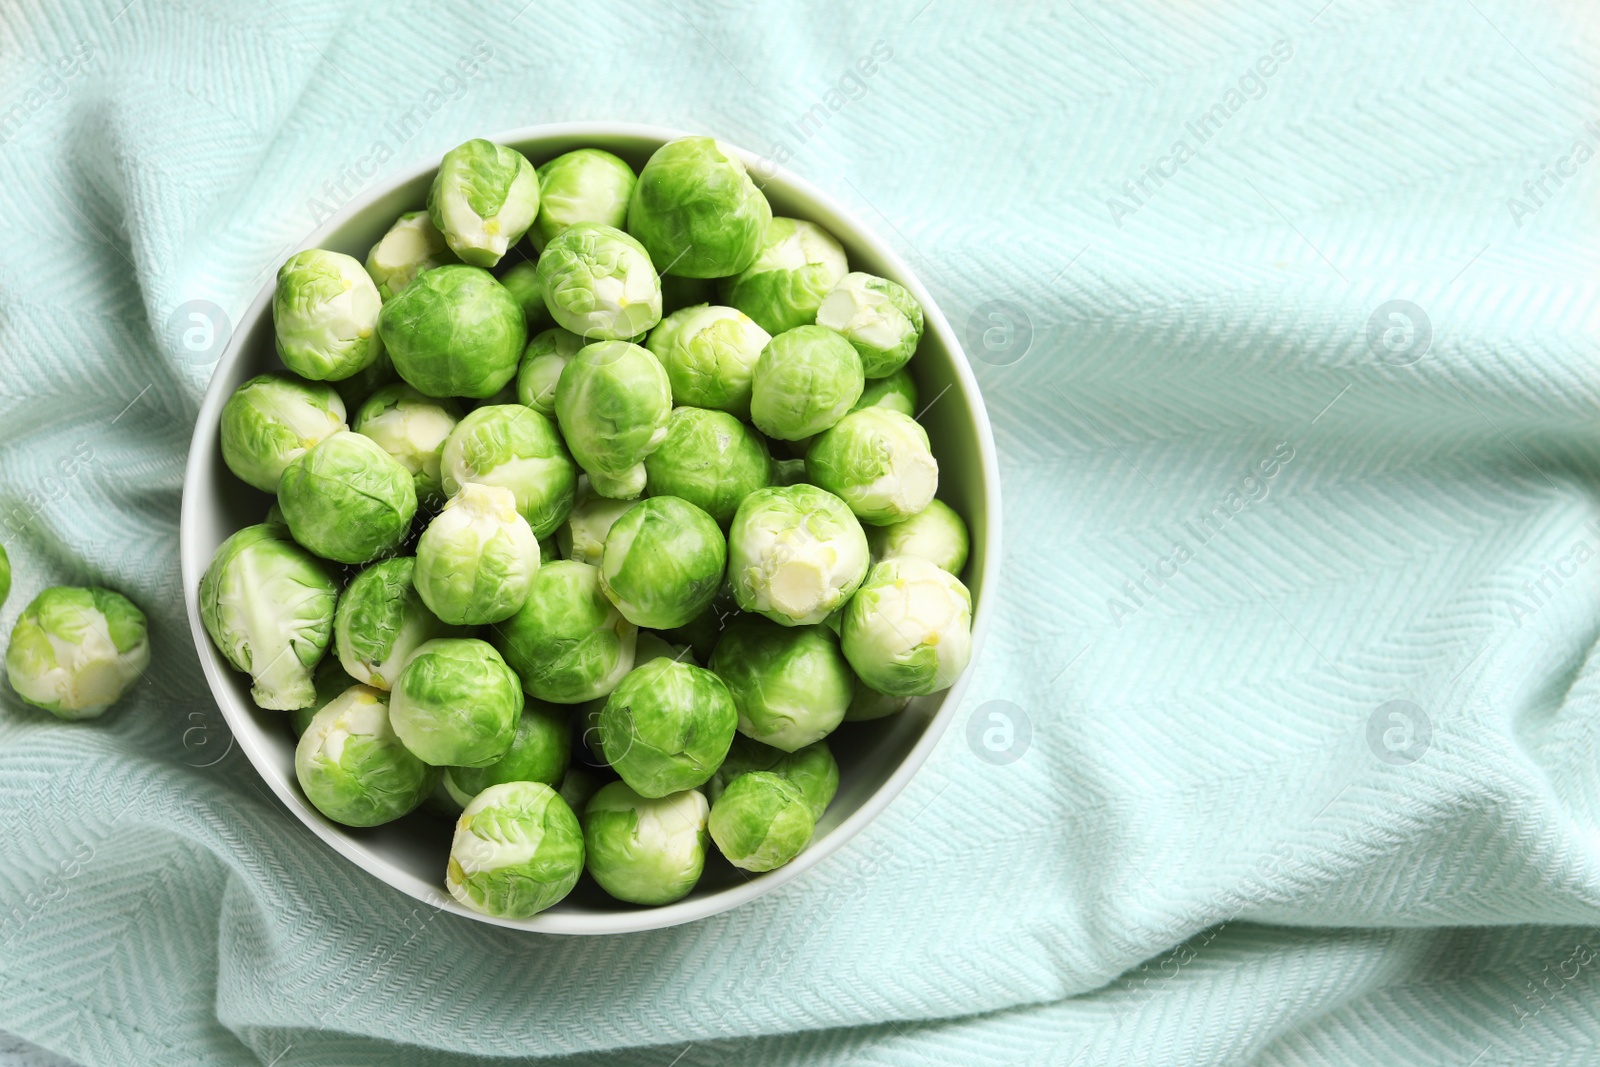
xmin=181 ymin=123 xmax=996 ymax=934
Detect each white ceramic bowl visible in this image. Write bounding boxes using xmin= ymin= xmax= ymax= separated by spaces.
xmin=180 ymin=123 xmax=1000 ymax=934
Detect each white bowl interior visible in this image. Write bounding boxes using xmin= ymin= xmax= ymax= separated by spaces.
xmin=180 ymin=123 xmax=999 ymax=934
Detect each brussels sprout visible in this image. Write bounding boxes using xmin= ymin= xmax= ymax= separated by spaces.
xmin=634 ymin=631 xmax=696 ymax=666
xmin=770 ymin=457 xmax=808 ymax=487
xmin=538 ymin=537 xmax=559 ymax=564
xmin=444 ymin=699 xmax=571 ymax=806
xmin=805 ymin=407 xmax=938 ymax=526
xmin=554 ymin=341 xmax=672 ymax=499
xmin=6 ymin=587 xmax=150 ymax=720
xmin=220 ymin=373 xmax=349 ymax=492
xmin=499 ymin=260 xmax=554 ymax=332
xmin=843 ymin=678 xmax=910 ymax=723
xmin=599 ymin=658 xmax=737 ymax=797
xmin=291 ymin=656 xmax=360 ymax=738
xmin=390 ymin=638 xmax=524 ymax=766
xmin=706 ymin=735 xmax=837 ymax=819
xmin=600 ymin=497 xmax=726 ymax=630
xmin=708 ymin=771 xmax=814 ymax=872
xmin=334 ymin=557 xmax=456 ymax=689
xmin=815 ymin=271 xmax=925 ymax=379
xmin=278 ymin=430 xmax=418 ymax=564
xmin=583 ymin=781 xmax=708 ymax=905
xmin=535 ymin=223 xmax=662 ymax=341
xmin=295 ymin=685 xmax=433 ymax=826
xmin=0 ymin=543 xmax=9 ymax=608
xmin=446 ymin=781 xmax=583 ymax=919
xmin=646 ymin=304 xmax=771 ymax=417
xmin=333 ymin=345 xmax=400 ymax=411
xmin=438 ymin=404 xmax=576 ymax=537
xmin=641 ymin=407 xmax=771 ymax=526
xmin=661 ymin=593 xmax=741 ymax=662
xmin=851 ymin=366 xmax=918 ymax=417
xmin=352 ymin=383 xmax=463 ymax=501
xmin=491 ymin=560 xmax=636 ymax=703
xmin=531 ymin=149 xmax=638 ymax=251
xmin=626 ymin=136 xmax=772 ymax=278
xmin=377 ymin=265 xmax=526 ymax=399
xmin=719 ymin=218 xmax=848 ymax=335
xmin=200 ymin=524 xmax=337 ymax=710
xmin=516 ymin=328 xmax=584 ymax=416
xmin=727 ymin=485 xmax=869 ymax=626
xmin=427 ymin=138 xmax=540 ymax=268
xmin=557 ymin=764 xmax=604 ymax=813
xmin=841 ymin=557 xmax=972 ymax=696
xmin=414 ymin=483 xmax=539 ymax=626
xmin=866 ymin=497 xmax=969 ymax=575
xmin=660 ymin=274 xmax=716 ymax=314
xmin=273 ymin=249 xmax=384 ymax=382
xmin=366 ymin=211 xmax=458 ymax=300
xmin=750 ymin=326 xmax=864 ymax=441
xmin=556 ymin=490 xmax=638 ymax=566
xmin=710 ymin=617 xmax=852 ymax=751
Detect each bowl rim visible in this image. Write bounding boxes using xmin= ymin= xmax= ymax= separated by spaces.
xmin=179 ymin=121 xmax=1002 ymax=935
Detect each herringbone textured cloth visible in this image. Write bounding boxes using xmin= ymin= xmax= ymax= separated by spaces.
xmin=2 ymin=0 xmax=1599 ymax=1064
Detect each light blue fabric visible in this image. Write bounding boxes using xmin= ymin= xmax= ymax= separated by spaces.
xmin=3 ymin=0 xmax=1599 ymax=1063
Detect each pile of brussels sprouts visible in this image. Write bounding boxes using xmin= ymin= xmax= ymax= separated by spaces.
xmin=199 ymin=135 xmax=975 ymax=918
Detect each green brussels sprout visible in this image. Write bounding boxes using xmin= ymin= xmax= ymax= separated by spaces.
xmin=642 ymin=407 xmax=772 ymax=526
xmin=390 ymin=638 xmax=524 ymax=767
xmin=851 ymin=366 xmax=918 ymax=417
xmin=770 ymin=457 xmax=808 ymax=487
xmin=866 ymin=497 xmax=969 ymax=575
xmin=719 ymin=218 xmax=848 ymax=335
xmin=599 ymin=658 xmax=737 ymax=797
xmin=538 ymin=536 xmax=559 ymax=564
xmin=295 ymin=684 xmax=433 ymax=826
xmin=600 ymin=497 xmax=726 ymax=630
xmin=365 ymin=211 xmax=458 ymax=300
xmin=291 ymin=656 xmax=360 ymax=738
xmin=352 ymin=383 xmax=463 ymax=502
xmin=661 ymin=593 xmax=741 ymax=662
xmin=491 ymin=560 xmax=636 ymax=703
xmin=377 ymin=265 xmax=526 ymax=399
xmin=6 ymin=586 xmax=150 ymax=720
xmin=277 ymin=430 xmax=418 ymax=564
xmin=750 ymin=326 xmax=864 ymax=441
xmin=710 ymin=617 xmax=852 ymax=750
xmin=334 ymin=557 xmax=457 ymax=689
xmin=535 ymin=223 xmax=662 ymax=341
xmin=498 ymin=260 xmax=554 ymax=332
xmin=843 ymin=678 xmax=910 ymax=722
xmin=427 ymin=138 xmax=540 ymax=268
xmin=646 ymin=304 xmax=770 ymax=417
xmin=626 ymin=136 xmax=772 ymax=278
xmin=273 ymin=249 xmax=384 ymax=382
xmin=708 ymin=771 xmax=814 ymax=872
xmin=530 ymin=149 xmax=638 ymax=251
xmin=556 ymin=489 xmax=638 ymax=566
xmin=583 ymin=781 xmax=708 ymax=905
xmin=220 ymin=373 xmax=348 ymax=492
xmin=443 ymin=698 xmax=571 ymax=806
xmin=438 ymin=404 xmax=576 ymax=537
xmin=414 ymin=483 xmax=539 ymax=626
xmin=727 ymin=485 xmax=869 ymax=626
xmin=0 ymin=543 xmax=9 ymax=608
xmin=332 ymin=344 xmax=399 ymax=411
xmin=841 ymin=556 xmax=972 ymax=696
xmin=707 ymin=734 xmax=838 ymax=819
xmin=446 ymin=781 xmax=583 ymax=918
xmin=557 ymin=765 xmax=604 ymax=814
xmin=815 ymin=271 xmax=925 ymax=379
xmin=633 ymin=631 xmax=696 ymax=666
xmin=516 ymin=328 xmax=584 ymax=416
xmin=554 ymin=341 xmax=672 ymax=499
xmin=660 ymin=274 xmax=716 ymax=315
xmin=805 ymin=407 xmax=938 ymax=526
xmin=200 ymin=524 xmax=337 ymax=710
